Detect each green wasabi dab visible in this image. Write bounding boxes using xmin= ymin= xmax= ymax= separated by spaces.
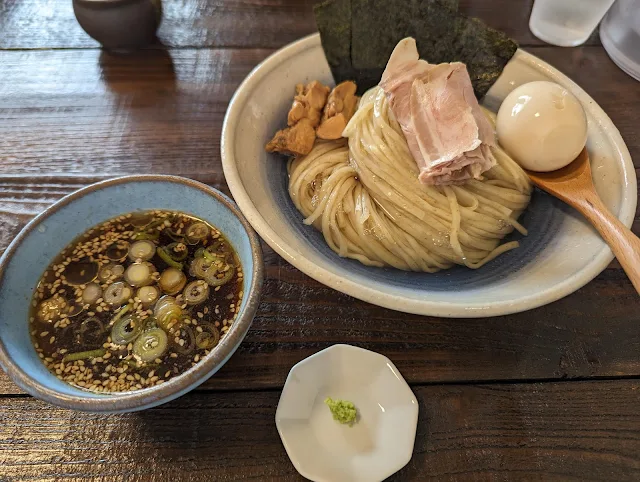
xmin=324 ymin=397 xmax=357 ymax=426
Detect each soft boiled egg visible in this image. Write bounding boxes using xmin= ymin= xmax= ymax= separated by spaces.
xmin=496 ymin=81 xmax=588 ymax=172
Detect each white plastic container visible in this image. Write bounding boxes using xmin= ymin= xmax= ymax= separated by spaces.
xmin=600 ymin=0 xmax=640 ymax=81
xmin=529 ymin=0 xmax=615 ymax=47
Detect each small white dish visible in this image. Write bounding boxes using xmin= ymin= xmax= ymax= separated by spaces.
xmin=275 ymin=344 xmax=419 ymax=482
xmin=221 ymin=33 xmax=637 ymax=318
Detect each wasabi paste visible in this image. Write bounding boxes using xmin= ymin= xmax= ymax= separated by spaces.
xmin=325 ymin=397 xmax=357 ymax=426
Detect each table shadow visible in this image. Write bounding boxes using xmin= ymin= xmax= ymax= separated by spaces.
xmin=98 ymin=45 xmax=177 ymax=96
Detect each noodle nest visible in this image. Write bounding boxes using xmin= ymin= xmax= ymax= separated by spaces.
xmin=288 ymin=87 xmax=532 ymax=272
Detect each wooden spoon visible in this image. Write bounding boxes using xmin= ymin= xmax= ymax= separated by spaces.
xmin=526 ymin=148 xmax=640 ymax=293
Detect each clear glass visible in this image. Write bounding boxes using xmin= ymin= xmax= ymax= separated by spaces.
xmin=529 ymin=0 xmax=616 ymax=47
xmin=600 ymin=0 xmax=640 ymax=81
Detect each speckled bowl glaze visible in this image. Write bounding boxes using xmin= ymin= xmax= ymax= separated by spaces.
xmin=221 ymin=33 xmax=636 ymax=318
xmin=0 ymin=175 xmax=263 ymax=412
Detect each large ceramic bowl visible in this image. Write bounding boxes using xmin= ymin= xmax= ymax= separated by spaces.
xmin=221 ymin=33 xmax=636 ymax=318
xmin=0 ymin=175 xmax=263 ymax=412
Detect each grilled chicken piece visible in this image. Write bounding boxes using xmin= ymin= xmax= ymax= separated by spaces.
xmin=316 ymin=81 xmax=358 ymax=140
xmin=267 ymin=81 xmax=331 ymax=156
xmin=265 ymin=119 xmax=316 ymax=156
xmin=287 ymin=81 xmax=330 ymax=128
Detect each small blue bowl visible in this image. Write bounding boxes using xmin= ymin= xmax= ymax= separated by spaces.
xmin=0 ymin=175 xmax=263 ymax=412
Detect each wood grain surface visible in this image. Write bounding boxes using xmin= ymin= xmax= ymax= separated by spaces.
xmin=1 ymin=0 xmax=639 ymax=479
xmin=0 ymin=0 xmax=599 ymax=50
xmin=2 ymin=380 xmax=639 ymax=480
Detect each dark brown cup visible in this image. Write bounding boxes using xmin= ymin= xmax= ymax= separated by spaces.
xmin=73 ymin=0 xmax=162 ymax=50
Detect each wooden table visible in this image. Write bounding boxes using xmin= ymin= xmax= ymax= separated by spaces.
xmin=1 ymin=0 xmax=640 ymax=479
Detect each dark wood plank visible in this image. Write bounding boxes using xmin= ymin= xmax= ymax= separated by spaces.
xmin=1 ymin=380 xmax=639 ymax=480
xmin=0 ymin=0 xmax=599 ymax=50
xmin=1 ymin=45 xmax=640 ymax=394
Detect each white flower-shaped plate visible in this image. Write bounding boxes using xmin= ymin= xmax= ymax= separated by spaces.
xmin=275 ymin=344 xmax=419 ymax=482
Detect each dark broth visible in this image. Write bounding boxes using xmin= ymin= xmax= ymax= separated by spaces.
xmin=29 ymin=210 xmax=243 ymax=393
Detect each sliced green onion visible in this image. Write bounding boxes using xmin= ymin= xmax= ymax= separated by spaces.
xmin=64 ymin=260 xmax=99 ymax=286
xmin=63 ymin=348 xmax=106 ymax=363
xmin=157 ymin=247 xmax=183 ymax=270
xmin=98 ymin=263 xmax=124 ymax=282
xmin=133 ymin=329 xmax=168 ymax=362
xmin=165 ymin=229 xmax=184 ymax=243
xmin=104 ymin=282 xmax=132 ymax=306
xmin=128 ymin=240 xmax=156 ymax=262
xmin=153 ymin=296 xmax=183 ymax=332
xmin=159 ymin=268 xmax=187 ymax=295
xmin=111 ymin=314 xmax=143 ymax=345
xmin=166 ymin=242 xmax=188 ymax=262
xmin=183 ymin=280 xmax=210 ymax=305
xmin=124 ymin=262 xmax=154 ymax=287
xmin=204 ymin=265 xmax=234 ymax=287
xmin=129 ymin=213 xmax=153 ymax=228
xmin=209 ymin=240 xmax=225 ymax=253
xmin=137 ymin=285 xmax=160 ymax=307
xmin=185 ymin=222 xmax=209 ymax=244
xmin=78 ymin=317 xmax=105 ymax=345
xmin=189 ymin=257 xmax=216 ymax=279
xmin=172 ymin=326 xmax=196 ymax=355
xmin=64 ymin=301 xmax=84 ymax=318
xmin=202 ymin=249 xmax=217 ymax=262
xmin=132 ymin=231 xmax=159 ymax=241
xmin=145 ymin=218 xmax=166 ymax=231
xmin=82 ymin=283 xmax=102 ymax=305
xmin=110 ymin=304 xmax=131 ymax=326
xmin=195 ymin=323 xmax=220 ymax=350
xmin=105 ymin=242 xmax=129 ymax=262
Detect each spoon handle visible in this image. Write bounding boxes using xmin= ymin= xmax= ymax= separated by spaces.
xmin=574 ymin=192 xmax=640 ymax=294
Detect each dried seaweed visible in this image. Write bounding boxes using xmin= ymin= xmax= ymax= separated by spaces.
xmin=314 ymin=0 xmax=518 ymax=98
xmin=313 ymin=0 xmax=355 ymax=85
xmin=351 ymin=0 xmax=458 ymax=69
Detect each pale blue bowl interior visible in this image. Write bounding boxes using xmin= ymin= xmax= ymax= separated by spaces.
xmin=0 ymin=179 xmax=256 ymax=400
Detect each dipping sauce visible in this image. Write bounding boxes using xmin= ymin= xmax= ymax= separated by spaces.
xmin=496 ymin=81 xmax=588 ymax=172
xmin=29 ymin=210 xmax=243 ymax=394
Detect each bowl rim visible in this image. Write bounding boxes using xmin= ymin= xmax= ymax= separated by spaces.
xmin=0 ymin=174 xmax=264 ymax=412
xmin=221 ymin=33 xmax=637 ymax=318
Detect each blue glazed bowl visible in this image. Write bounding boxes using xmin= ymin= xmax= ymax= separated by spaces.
xmin=0 ymin=175 xmax=263 ymax=412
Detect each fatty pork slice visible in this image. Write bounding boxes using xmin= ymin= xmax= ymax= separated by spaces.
xmin=379 ymin=38 xmax=496 ymax=186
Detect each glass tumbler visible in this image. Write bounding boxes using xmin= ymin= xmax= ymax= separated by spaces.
xmin=529 ymin=0 xmax=616 ymax=47
xmin=600 ymin=0 xmax=640 ymax=81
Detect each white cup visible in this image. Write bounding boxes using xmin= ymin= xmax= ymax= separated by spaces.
xmin=529 ymin=0 xmax=616 ymax=47
xmin=600 ymin=0 xmax=640 ymax=81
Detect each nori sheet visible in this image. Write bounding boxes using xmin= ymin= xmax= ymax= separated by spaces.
xmin=351 ymin=0 xmax=459 ymax=69
xmin=313 ymin=0 xmax=518 ymax=98
xmin=453 ymin=16 xmax=519 ymax=98
xmin=313 ymin=0 xmax=356 ymax=85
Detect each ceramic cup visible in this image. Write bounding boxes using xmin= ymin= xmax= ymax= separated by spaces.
xmin=73 ymin=0 xmax=162 ymax=50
